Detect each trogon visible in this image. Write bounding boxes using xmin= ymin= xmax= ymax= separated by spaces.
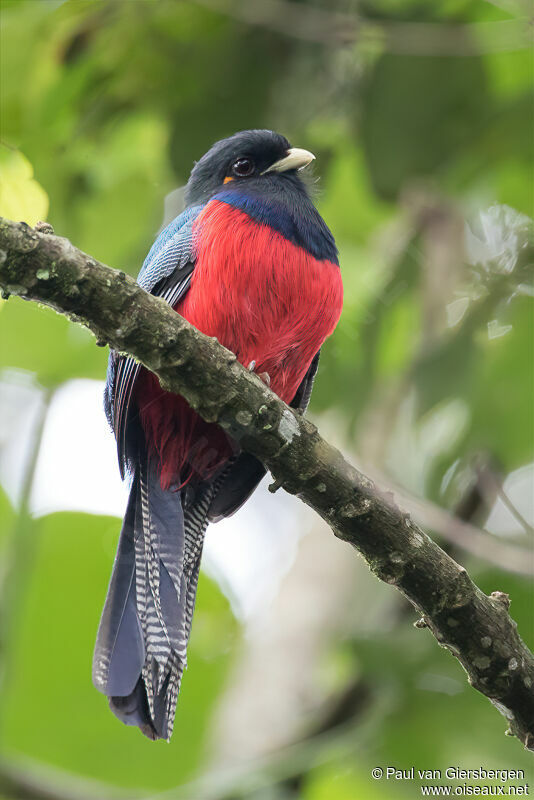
xmin=93 ymin=129 xmax=343 ymax=740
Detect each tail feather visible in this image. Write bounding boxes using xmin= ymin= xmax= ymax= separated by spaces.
xmin=109 ymin=678 xmax=157 ymax=740
xmin=92 ymin=478 xmax=145 ymax=697
xmin=93 ymin=451 xmax=210 ymax=740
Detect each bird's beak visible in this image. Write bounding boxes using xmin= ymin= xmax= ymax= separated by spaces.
xmin=262 ymin=147 xmax=316 ymax=175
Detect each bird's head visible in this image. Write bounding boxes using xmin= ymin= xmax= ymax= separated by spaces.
xmin=184 ymin=129 xmax=315 ymax=206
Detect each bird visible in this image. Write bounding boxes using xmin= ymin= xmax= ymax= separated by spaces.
xmin=92 ymin=129 xmax=343 ymax=740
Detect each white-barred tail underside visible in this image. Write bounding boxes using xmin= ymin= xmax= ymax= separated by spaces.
xmin=92 ymin=451 xmax=213 ymax=740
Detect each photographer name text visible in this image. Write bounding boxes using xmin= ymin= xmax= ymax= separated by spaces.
xmin=373 ymin=768 xmax=525 ymax=782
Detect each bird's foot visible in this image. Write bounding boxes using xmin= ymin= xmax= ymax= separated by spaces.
xmin=247 ymin=361 xmax=270 ymax=387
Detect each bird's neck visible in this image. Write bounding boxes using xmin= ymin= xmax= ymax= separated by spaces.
xmin=209 ymin=177 xmax=339 ymax=264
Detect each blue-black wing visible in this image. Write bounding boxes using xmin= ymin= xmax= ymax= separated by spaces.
xmin=105 ymin=205 xmax=203 ymax=478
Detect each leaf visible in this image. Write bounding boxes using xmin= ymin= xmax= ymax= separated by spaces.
xmin=362 ymin=53 xmax=490 ymax=199
xmin=0 ymin=147 xmax=49 ymax=225
xmin=466 ymin=296 xmax=534 ymax=470
xmin=0 ymin=298 xmax=107 ymax=387
xmin=317 ymin=146 xmax=393 ymax=245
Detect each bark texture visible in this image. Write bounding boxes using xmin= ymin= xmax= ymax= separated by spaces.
xmin=1 ymin=216 xmax=533 ymax=751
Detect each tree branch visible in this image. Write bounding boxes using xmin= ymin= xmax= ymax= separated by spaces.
xmin=1 ymin=216 xmax=533 ymax=751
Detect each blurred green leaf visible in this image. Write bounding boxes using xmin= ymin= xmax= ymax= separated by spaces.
xmin=0 ymin=299 xmax=107 ymax=387
xmin=361 ymin=53 xmax=490 ymax=199
xmin=466 ymin=296 xmax=534 ymax=470
xmin=318 ymin=147 xmax=393 ymax=245
xmin=0 ymin=147 xmax=49 ymax=225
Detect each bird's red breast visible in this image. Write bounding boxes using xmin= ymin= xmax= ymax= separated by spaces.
xmin=137 ymin=199 xmax=343 ymax=488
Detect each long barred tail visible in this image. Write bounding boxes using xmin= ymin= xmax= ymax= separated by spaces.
xmin=92 ymin=450 xmax=212 ymax=740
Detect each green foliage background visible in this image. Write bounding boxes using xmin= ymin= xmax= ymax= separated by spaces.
xmin=0 ymin=0 xmax=532 ymax=798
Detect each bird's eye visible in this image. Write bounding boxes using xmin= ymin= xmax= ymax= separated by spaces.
xmin=231 ymin=157 xmax=255 ymax=177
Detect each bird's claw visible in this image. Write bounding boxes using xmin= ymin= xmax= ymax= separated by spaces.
xmin=247 ymin=361 xmax=271 ymax=387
